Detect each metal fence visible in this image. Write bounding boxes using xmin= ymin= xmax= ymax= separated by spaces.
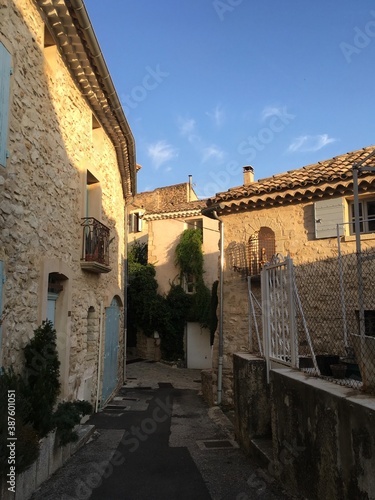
xmin=293 ymin=247 xmax=375 ymax=392
xmin=248 ymin=247 xmax=375 ymax=393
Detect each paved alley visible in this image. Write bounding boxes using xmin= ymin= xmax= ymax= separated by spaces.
xmin=31 ymin=361 xmax=292 ymax=500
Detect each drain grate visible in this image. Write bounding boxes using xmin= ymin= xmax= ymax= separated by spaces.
xmin=158 ymin=382 xmax=174 ymax=388
xmin=114 ymin=397 xmax=139 ymax=402
xmin=196 ymin=439 xmax=238 ymax=450
xmin=104 ymin=405 xmax=129 ymax=410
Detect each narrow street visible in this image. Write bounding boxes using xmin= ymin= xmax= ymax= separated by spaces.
xmin=31 ymin=361 xmax=291 ymax=500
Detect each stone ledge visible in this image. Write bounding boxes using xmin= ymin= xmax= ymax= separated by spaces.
xmin=0 ymin=424 xmax=95 ymax=500
xmin=270 ymin=367 xmax=375 ymax=411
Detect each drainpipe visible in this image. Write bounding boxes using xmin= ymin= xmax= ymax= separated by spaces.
xmin=202 ymin=206 xmax=224 ymax=405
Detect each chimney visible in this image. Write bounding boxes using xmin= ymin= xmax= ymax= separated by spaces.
xmin=188 ymin=174 xmax=192 ymax=201
xmin=243 ymin=165 xmax=254 ymax=185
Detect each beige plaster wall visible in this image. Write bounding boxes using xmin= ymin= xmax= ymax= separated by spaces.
xmin=147 ymin=216 xmax=219 ymax=295
xmin=0 ymin=0 xmax=126 ymax=405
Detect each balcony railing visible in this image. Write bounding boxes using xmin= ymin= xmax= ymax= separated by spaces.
xmin=81 ymin=217 xmax=111 ymax=273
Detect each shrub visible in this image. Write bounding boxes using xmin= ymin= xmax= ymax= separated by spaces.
xmin=23 ymin=320 xmax=60 ymax=437
xmin=53 ymin=400 xmax=93 ymax=446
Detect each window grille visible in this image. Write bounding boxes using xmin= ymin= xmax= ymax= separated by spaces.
xmin=248 ymin=227 xmax=275 ymax=276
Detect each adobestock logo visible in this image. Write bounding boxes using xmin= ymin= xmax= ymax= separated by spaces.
xmin=121 ymin=65 xmax=169 ymax=115
xmin=213 ymin=0 xmax=244 ymax=21
xmin=236 ymin=438 xmax=305 ymax=499
xmin=237 ymin=108 xmax=295 ymax=162
xmin=69 ymin=396 xmax=172 ymax=499
xmin=196 ymin=108 xmax=295 ymax=199
xmin=340 ymin=11 xmax=375 ymax=63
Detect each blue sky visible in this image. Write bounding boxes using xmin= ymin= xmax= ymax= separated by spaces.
xmin=84 ymin=0 xmax=375 ymax=198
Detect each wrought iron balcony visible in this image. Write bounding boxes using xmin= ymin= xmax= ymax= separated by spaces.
xmin=80 ymin=217 xmax=111 ymax=273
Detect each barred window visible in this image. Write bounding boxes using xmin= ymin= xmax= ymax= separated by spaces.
xmin=248 ymin=227 xmax=275 ymax=276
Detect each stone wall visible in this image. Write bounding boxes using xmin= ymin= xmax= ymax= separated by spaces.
xmin=270 ymin=368 xmax=375 ymax=500
xmin=136 ymin=331 xmax=161 ymax=361
xmin=233 ymin=354 xmax=375 ymax=500
xmin=0 ymin=1 xmax=126 ymax=406
xmin=211 ymin=198 xmax=375 ymax=406
xmin=233 ymin=354 xmax=271 ymax=455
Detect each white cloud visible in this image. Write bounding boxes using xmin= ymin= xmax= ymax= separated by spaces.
xmin=147 ymin=140 xmax=178 ymax=169
xmin=206 ymin=104 xmax=225 ymax=127
xmin=202 ymin=145 xmax=225 ymax=163
xmin=178 ymin=117 xmax=196 ymax=137
xmin=288 ymin=134 xmax=337 ymax=153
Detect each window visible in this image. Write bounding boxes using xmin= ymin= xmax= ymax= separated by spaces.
xmin=86 ymin=170 xmax=102 ymax=220
xmin=0 ymin=43 xmax=11 ymax=167
xmin=129 ymin=212 xmax=142 ymax=233
xmin=43 ymin=25 xmax=59 ymax=72
xmin=188 ymin=219 xmax=203 ymax=231
xmin=356 ymin=310 xmax=375 ymax=337
xmin=349 ymin=199 xmax=375 ymax=234
xmin=183 ymin=273 xmax=196 ymax=294
xmin=248 ymin=227 xmax=275 ymax=276
xmin=0 ymin=260 xmax=4 ymax=360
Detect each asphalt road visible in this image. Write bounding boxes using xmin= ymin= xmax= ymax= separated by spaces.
xmin=30 ymin=361 xmax=292 ymax=500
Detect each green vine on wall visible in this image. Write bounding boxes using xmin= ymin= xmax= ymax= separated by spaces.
xmin=175 ymin=228 xmax=204 ymax=279
xmin=128 ymin=231 xmax=218 ymax=361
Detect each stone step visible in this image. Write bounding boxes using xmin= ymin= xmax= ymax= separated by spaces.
xmin=250 ymin=437 xmax=274 ymax=468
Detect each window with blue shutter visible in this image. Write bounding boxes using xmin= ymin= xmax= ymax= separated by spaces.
xmin=0 ymin=261 xmax=4 ymax=356
xmin=0 ymin=43 xmax=11 ymax=168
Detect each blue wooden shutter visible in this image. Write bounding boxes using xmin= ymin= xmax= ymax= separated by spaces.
xmin=0 ymin=261 xmax=4 ymax=354
xmin=0 ymin=43 xmax=11 ymax=168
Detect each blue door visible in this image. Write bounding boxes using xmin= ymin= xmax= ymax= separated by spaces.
xmin=102 ymin=297 xmax=120 ymax=404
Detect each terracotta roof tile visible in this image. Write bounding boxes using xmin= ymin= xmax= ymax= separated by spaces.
xmin=206 ymin=146 xmax=375 ymax=209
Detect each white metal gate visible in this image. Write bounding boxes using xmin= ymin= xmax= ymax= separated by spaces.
xmin=261 ymin=255 xmax=297 ymax=376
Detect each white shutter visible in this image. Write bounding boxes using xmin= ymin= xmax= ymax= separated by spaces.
xmin=314 ymin=198 xmax=345 ymax=239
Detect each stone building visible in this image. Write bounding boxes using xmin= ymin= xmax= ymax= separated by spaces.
xmin=0 ymin=0 xmax=137 ymax=408
xmin=128 ymin=178 xmax=219 ymax=367
xmin=202 ymin=146 xmax=375 ymax=407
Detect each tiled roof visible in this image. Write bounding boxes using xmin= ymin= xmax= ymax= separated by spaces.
xmin=132 ymin=183 xmax=207 ymax=219
xmin=206 ymin=146 xmax=375 ymax=210
xmin=35 ymin=0 xmax=136 ymax=197
xmin=144 ymin=200 xmax=208 ymax=220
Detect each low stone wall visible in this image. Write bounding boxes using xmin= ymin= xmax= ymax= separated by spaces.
xmin=136 ymin=331 xmax=161 ymax=361
xmin=233 ymin=354 xmax=271 ymax=455
xmin=0 ymin=425 xmax=93 ymax=500
xmin=233 ymin=353 xmax=375 ymax=500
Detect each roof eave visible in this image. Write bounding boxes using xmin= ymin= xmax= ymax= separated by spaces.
xmin=35 ymin=0 xmax=137 ymax=197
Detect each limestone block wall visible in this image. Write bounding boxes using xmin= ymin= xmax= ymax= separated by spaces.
xmin=233 ymin=354 xmax=271 ymax=455
xmin=270 ymin=368 xmax=375 ymax=500
xmin=0 ymin=0 xmax=126 ymax=405
xmin=212 ymin=199 xmax=373 ymax=407
xmin=232 ymin=354 xmax=375 ymax=499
